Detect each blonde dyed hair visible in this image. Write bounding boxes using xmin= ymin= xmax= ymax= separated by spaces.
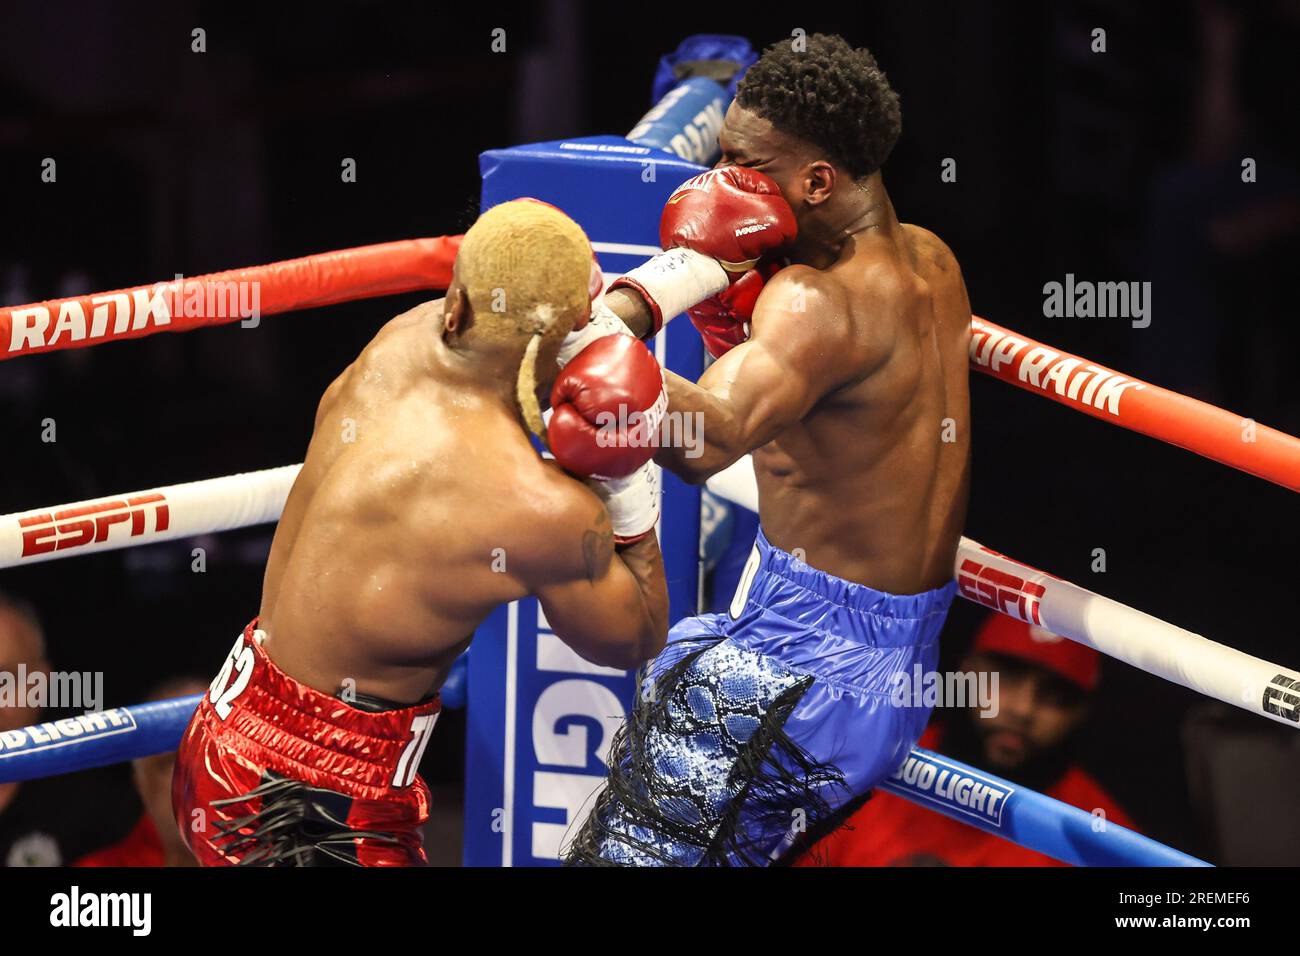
xmin=457 ymin=199 xmax=592 ymax=441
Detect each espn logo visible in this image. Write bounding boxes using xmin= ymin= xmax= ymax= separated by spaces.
xmin=19 ymin=494 xmax=170 ymax=557
xmin=956 ymin=557 xmax=1046 ymax=626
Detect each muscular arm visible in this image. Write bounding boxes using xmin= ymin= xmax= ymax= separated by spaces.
xmin=648 ymin=269 xmax=875 ymax=483
xmin=604 ymin=287 xmax=656 ymax=339
xmin=530 ymin=490 xmax=668 ymax=670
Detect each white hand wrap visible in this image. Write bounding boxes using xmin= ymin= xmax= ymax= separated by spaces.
xmin=556 ymin=298 xmax=636 ymax=368
xmin=595 ymin=460 xmax=660 ymax=544
xmin=609 ymin=247 xmax=729 ymax=333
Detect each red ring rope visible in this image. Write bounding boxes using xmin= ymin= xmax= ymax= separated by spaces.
xmin=1 ymin=235 xmax=462 ymax=360
xmin=970 ymin=316 xmax=1300 ymax=492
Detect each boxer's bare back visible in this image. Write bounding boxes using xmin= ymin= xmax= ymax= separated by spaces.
xmin=259 ymin=299 xmax=667 ymax=706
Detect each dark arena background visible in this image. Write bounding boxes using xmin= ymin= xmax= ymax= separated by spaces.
xmin=0 ymin=0 xmax=1297 ymax=879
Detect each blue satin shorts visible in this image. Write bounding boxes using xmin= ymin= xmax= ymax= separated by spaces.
xmin=567 ymin=527 xmax=956 ymax=866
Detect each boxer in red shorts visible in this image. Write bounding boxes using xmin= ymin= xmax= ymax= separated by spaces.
xmin=173 ymin=200 xmax=669 ymax=865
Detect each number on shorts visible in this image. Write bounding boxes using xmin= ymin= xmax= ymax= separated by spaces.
xmin=393 ymin=713 xmax=439 ymax=788
xmin=209 ymin=634 xmax=255 ymax=720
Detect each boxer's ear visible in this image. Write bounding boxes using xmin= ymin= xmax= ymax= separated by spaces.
xmin=443 ymin=285 xmax=469 ymax=338
xmin=802 ymin=159 xmax=837 ymax=207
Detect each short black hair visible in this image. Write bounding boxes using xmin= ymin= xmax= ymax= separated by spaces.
xmin=736 ymin=33 xmax=902 ymax=179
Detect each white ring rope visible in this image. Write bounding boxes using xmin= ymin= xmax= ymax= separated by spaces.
xmin=0 ymin=465 xmax=300 ymax=568
xmin=8 ymin=455 xmax=1296 ymax=731
xmin=951 ymin=538 xmax=1300 ymax=728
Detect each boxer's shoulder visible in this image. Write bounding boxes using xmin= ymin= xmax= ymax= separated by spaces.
xmin=840 ymin=227 xmax=961 ymax=325
xmin=743 ymin=264 xmax=885 ymax=394
xmin=521 ymin=461 xmax=604 ymax=530
xmin=503 ymin=463 xmax=610 ymax=586
xmin=348 ymin=300 xmax=443 ymax=376
xmin=313 ymin=364 xmax=351 ymax=428
xmin=757 ymin=262 xmax=882 ymax=356
xmin=899 ymin=222 xmax=961 ymax=274
xmin=756 ymin=264 xmax=849 ymax=323
xmin=763 ymin=261 xmax=833 ymax=294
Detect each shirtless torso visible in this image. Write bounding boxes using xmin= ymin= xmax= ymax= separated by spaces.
xmin=260 ymin=299 xmax=667 ymax=706
xmin=642 ymin=214 xmax=970 ymax=595
xmin=748 ymin=221 xmax=971 ymax=594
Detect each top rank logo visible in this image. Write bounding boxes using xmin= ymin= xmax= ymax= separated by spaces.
xmin=7 ymin=288 xmax=172 ymax=353
xmin=969 ymin=320 xmax=1141 ymax=417
xmin=20 ymin=494 xmax=170 ymax=557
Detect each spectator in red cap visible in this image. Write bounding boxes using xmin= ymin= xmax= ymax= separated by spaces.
xmin=796 ymin=612 xmax=1136 ymax=866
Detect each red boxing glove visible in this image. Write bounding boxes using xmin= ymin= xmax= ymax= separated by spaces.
xmin=660 ymin=166 xmax=797 ymax=274
xmin=687 ymin=264 xmax=781 ymax=359
xmin=548 ymin=335 xmax=666 ymax=480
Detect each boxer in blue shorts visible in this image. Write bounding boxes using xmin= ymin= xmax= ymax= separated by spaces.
xmin=567 ymin=34 xmax=971 ymax=865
